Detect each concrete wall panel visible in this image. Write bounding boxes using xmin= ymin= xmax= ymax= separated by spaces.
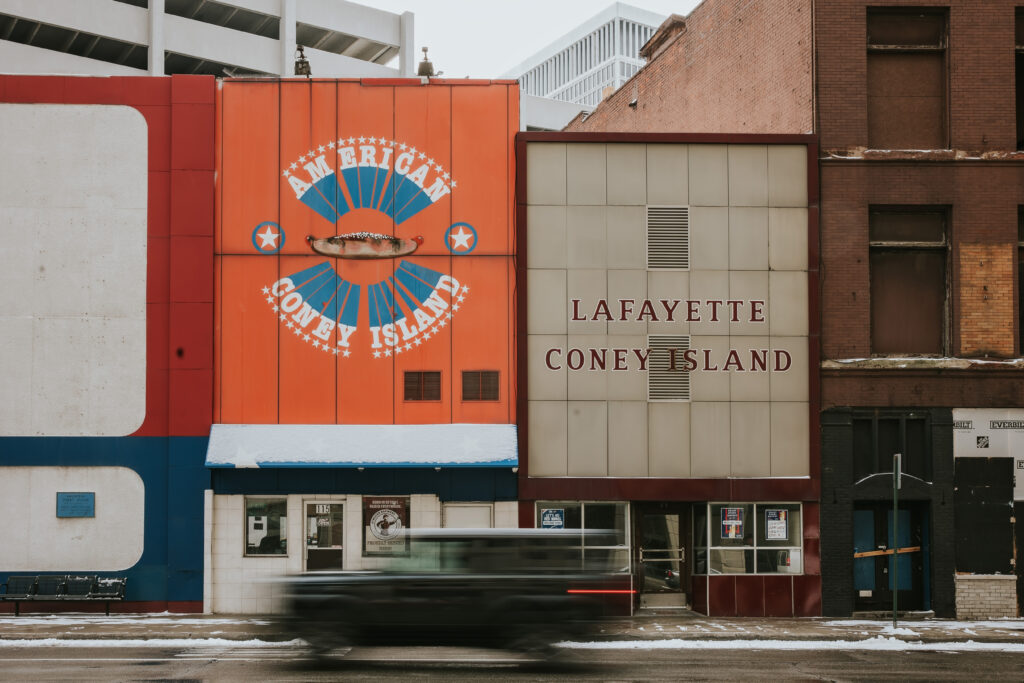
xmin=0 ymin=104 xmax=147 ymax=436
xmin=0 ymin=466 xmax=144 ymax=571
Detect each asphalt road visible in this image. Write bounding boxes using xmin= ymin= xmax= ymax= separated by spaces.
xmin=3 ymin=642 xmax=1024 ymax=681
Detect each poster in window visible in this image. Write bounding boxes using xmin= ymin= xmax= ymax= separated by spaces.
xmin=721 ymin=507 xmax=744 ymax=539
xmin=765 ymin=509 xmax=789 ymax=540
xmin=540 ymin=508 xmax=565 ymax=529
xmin=363 ymin=496 xmax=410 ymax=556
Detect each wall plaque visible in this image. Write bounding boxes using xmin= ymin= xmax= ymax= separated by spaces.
xmin=56 ymin=492 xmax=95 ymax=518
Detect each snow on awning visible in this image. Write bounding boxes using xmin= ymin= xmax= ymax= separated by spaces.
xmin=205 ymin=424 xmax=518 ymax=469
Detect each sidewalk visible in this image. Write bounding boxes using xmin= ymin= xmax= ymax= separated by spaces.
xmin=1 ymin=610 xmax=1023 ymax=645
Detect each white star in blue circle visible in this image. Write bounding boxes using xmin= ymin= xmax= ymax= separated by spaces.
xmin=252 ymin=222 xmax=285 ymax=254
xmin=444 ymin=222 xmax=478 ymax=255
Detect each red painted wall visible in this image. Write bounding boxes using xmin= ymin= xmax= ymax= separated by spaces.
xmin=0 ymin=74 xmax=216 ymax=438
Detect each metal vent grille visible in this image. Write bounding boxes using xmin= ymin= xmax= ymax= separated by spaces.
xmin=647 ymin=335 xmax=691 ymax=402
xmin=647 ymin=206 xmax=689 ymax=269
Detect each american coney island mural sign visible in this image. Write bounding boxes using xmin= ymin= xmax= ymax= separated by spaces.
xmin=217 ymin=81 xmax=515 ymax=421
xmin=269 ymin=136 xmax=464 ymax=358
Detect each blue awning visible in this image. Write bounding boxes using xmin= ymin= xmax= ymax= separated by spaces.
xmin=205 ymin=423 xmax=518 ymax=469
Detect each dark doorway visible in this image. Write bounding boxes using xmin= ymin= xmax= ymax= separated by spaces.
xmin=634 ymin=503 xmax=689 ymax=608
xmin=853 ymin=501 xmax=928 ymax=612
xmin=305 ymin=502 xmax=344 ymax=570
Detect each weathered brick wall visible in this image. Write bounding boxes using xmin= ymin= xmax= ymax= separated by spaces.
xmin=955 ymin=575 xmax=1018 ymax=619
xmin=817 ymin=0 xmax=1020 ymax=152
xmin=959 ymin=244 xmax=1016 ymax=357
xmin=565 ymin=0 xmax=813 ymax=134
xmin=820 ymin=163 xmax=1024 ymax=364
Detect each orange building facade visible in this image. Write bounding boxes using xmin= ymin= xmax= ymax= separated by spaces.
xmin=206 ymin=79 xmax=521 ymax=613
xmin=216 ymin=80 xmax=518 ymax=425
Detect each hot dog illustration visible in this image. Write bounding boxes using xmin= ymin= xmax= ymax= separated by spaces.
xmin=306 ymin=232 xmax=424 ymax=259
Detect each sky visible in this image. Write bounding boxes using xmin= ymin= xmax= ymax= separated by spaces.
xmin=356 ymin=1 xmax=703 ymax=78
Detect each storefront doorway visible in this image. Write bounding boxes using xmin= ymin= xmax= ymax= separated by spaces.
xmin=305 ymin=502 xmax=345 ymax=571
xmin=853 ymin=501 xmax=928 ymax=612
xmin=634 ymin=503 xmax=689 ymax=608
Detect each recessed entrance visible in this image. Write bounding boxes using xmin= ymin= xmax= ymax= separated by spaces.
xmin=634 ymin=503 xmax=689 ymax=608
xmin=305 ymin=502 xmax=344 ymax=571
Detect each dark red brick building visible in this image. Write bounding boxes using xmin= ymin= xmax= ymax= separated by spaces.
xmin=568 ymin=0 xmax=1024 ymax=617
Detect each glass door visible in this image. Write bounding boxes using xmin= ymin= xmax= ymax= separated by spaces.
xmin=635 ymin=503 xmax=689 ymax=608
xmin=305 ymin=502 xmax=344 ymax=571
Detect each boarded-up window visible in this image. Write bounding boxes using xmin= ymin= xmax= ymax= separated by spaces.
xmin=1017 ymin=10 xmax=1024 ymax=149
xmin=867 ymin=9 xmax=947 ymax=149
xmin=869 ymin=207 xmax=948 ymax=354
xmin=404 ymin=371 xmax=441 ymax=401
xmin=462 ymin=370 xmax=499 ymax=401
xmin=1018 ymin=208 xmax=1024 ymax=353
xmin=954 ymin=458 xmax=1014 ymax=574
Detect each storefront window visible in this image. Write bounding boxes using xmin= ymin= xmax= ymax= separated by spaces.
xmin=245 ymin=498 xmax=287 ymax=556
xmin=534 ymin=501 xmax=629 ymax=572
xmin=694 ymin=503 xmax=802 ymax=575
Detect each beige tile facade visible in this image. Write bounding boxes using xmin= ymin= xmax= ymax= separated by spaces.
xmin=527 ymin=142 xmax=810 ymax=479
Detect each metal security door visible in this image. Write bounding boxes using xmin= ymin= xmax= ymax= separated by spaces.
xmin=636 ymin=504 xmax=688 ymax=608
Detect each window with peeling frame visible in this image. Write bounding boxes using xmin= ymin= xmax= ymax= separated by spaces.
xmin=866 ymin=9 xmax=948 ymax=149
xmin=869 ymin=207 xmax=949 ymax=355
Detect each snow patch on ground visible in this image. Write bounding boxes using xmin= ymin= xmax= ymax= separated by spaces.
xmin=0 ymin=616 xmax=270 ymax=626
xmin=0 ymin=638 xmax=301 ymax=648
xmin=561 ymin=637 xmax=1024 ymax=652
xmin=880 ymin=625 xmax=919 ymax=636
xmin=823 ymin=619 xmax=1024 ymax=631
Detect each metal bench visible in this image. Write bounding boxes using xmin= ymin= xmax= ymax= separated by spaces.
xmin=0 ymin=575 xmax=127 ymax=615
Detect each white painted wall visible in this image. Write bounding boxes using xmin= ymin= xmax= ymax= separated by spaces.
xmin=0 ymin=466 xmax=145 ymax=571
xmin=0 ymin=104 xmax=147 ymax=436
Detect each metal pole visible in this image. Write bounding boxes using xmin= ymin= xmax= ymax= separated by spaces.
xmin=893 ymin=453 xmax=901 ymax=629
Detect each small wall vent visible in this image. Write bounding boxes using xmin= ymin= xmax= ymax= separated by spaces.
xmin=647 ymin=205 xmax=689 ymax=269
xmin=647 ymin=335 xmax=691 ymax=401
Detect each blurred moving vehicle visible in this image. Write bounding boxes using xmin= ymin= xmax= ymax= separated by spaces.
xmin=280 ymin=528 xmax=632 ymax=658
